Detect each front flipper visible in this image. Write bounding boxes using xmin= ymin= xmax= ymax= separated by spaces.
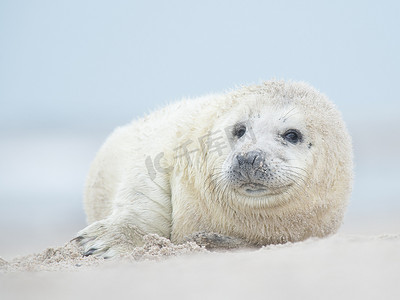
xmin=184 ymin=232 xmax=256 ymax=250
xmin=73 ymin=219 xmax=146 ymax=258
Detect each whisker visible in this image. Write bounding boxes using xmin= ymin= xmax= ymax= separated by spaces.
xmin=279 ymin=107 xmax=296 ymax=121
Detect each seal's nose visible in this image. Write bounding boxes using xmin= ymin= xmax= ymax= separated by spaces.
xmin=236 ymin=150 xmax=264 ymax=167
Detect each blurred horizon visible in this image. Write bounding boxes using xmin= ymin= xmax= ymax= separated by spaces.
xmin=1 ymin=0 xmax=399 ymax=258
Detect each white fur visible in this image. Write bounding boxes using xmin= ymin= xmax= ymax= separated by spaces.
xmin=78 ymin=80 xmax=353 ymax=257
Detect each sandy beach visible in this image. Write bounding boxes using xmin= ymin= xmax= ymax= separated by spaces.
xmin=1 ymin=233 xmax=399 ymax=300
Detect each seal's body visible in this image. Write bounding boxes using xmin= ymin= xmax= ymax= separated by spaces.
xmin=78 ymin=80 xmax=353 ymax=257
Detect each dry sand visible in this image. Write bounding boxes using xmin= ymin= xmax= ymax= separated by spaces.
xmin=1 ymin=233 xmax=400 ymax=300
xmin=1 ymin=234 xmax=205 ymax=272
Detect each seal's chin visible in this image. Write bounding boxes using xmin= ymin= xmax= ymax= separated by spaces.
xmin=236 ymin=183 xmax=291 ymax=198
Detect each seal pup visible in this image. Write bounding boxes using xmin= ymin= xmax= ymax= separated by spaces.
xmin=76 ymin=80 xmax=353 ymax=257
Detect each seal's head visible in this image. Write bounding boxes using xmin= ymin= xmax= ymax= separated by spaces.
xmin=223 ymin=105 xmax=311 ymax=206
xmin=207 ymin=81 xmax=353 ymax=215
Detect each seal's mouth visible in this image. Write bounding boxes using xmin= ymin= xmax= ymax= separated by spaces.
xmin=242 ymin=183 xmax=266 ymax=193
xmin=237 ymin=182 xmax=292 ymax=197
xmin=237 ymin=183 xmax=269 ymax=197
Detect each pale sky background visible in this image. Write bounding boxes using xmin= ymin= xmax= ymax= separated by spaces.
xmin=0 ymin=0 xmax=399 ymax=257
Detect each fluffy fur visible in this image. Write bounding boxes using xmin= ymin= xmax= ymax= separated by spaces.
xmin=77 ymin=80 xmax=353 ymax=257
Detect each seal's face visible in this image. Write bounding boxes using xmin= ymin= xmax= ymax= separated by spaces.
xmin=220 ymin=104 xmax=313 ymax=207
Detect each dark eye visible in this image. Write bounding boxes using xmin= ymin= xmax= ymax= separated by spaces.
xmin=283 ymin=129 xmax=302 ymax=144
xmin=234 ymin=125 xmax=246 ymax=138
